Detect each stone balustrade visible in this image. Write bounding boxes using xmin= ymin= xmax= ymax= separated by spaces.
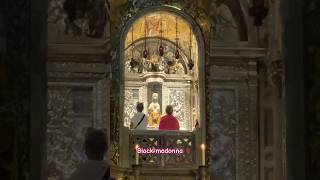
xmin=129 ymin=130 xmax=195 ymax=167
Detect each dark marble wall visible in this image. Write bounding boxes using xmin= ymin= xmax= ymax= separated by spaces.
xmin=1 ymin=0 xmax=31 ymax=179
xmin=46 ymin=0 xmax=110 ymax=178
xmin=0 ymin=0 xmax=47 ymax=179
xmin=305 ymin=1 xmax=320 ymax=179
xmin=207 ymin=59 xmax=259 ymax=180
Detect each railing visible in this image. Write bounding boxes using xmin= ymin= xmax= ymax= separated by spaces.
xmin=129 ymin=130 xmax=195 ymax=167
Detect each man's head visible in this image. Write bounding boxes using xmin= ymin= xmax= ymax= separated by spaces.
xmin=85 ymin=129 xmax=107 ymax=161
xmin=136 ymin=102 xmax=144 ymax=112
xmin=165 ymin=105 xmax=174 ymax=115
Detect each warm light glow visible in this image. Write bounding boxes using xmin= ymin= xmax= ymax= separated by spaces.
xmin=163 ymin=4 xmax=182 ymax=10
xmin=125 ymin=11 xmax=198 ymax=59
xmin=135 ymin=144 xmax=139 ymax=165
xmin=201 ymin=143 xmax=206 ymax=166
xmin=201 ymin=144 xmax=205 ymax=150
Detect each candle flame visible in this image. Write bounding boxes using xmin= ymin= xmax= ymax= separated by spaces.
xmin=135 ymin=144 xmax=139 ymax=150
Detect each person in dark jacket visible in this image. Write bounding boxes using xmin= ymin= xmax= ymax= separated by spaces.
xmin=69 ymin=129 xmax=109 ymax=180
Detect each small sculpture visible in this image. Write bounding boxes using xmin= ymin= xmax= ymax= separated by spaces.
xmin=147 ymin=93 xmax=161 ymax=127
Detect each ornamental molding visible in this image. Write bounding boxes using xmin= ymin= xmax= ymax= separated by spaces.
xmin=48 ymin=62 xmax=107 ymax=74
xmin=48 ymin=44 xmax=108 ymax=56
xmin=48 ymin=72 xmax=106 ymax=81
xmin=209 ymin=47 xmax=266 ymax=59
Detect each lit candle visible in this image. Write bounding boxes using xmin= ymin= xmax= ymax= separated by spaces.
xmin=135 ymin=144 xmax=139 ymax=165
xmin=201 ymin=144 xmax=205 ymax=166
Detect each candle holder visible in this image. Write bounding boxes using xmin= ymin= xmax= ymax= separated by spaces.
xmin=200 ymin=144 xmax=206 ymax=166
xmin=132 ymin=164 xmax=142 ymax=180
xmin=135 ymin=144 xmax=139 ymax=165
xmin=198 ymin=165 xmax=207 ymax=180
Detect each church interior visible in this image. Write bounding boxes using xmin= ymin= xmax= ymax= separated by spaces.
xmin=1 ymin=0 xmax=320 ymax=179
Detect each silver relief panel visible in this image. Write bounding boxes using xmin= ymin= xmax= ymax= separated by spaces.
xmin=169 ymin=89 xmax=186 ymax=130
xmin=209 ymin=89 xmax=237 ymax=180
xmin=47 ymin=81 xmax=108 ymax=180
xmin=124 ymin=89 xmax=140 ymax=127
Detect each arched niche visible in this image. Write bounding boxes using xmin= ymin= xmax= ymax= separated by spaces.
xmin=208 ymin=1 xmax=248 ymax=42
xmin=119 ymin=6 xmax=206 ymax=132
xmin=113 ymin=6 xmax=207 ymax=176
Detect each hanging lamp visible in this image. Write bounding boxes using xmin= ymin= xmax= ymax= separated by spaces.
xmin=159 ymin=13 xmax=164 ymax=56
xmin=174 ymin=16 xmax=180 ymax=59
xmin=129 ymin=26 xmax=137 ymax=69
xmin=188 ymin=27 xmax=194 ymax=70
xmin=143 ymin=16 xmax=148 ymax=58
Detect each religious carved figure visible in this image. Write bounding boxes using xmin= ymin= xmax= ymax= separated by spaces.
xmin=48 ymin=0 xmax=106 ymax=38
xmin=147 ymin=93 xmax=161 ymax=127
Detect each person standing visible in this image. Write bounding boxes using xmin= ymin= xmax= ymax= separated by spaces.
xmin=158 ymin=105 xmax=180 ymax=130
xmin=130 ymin=102 xmax=148 ymax=130
xmin=69 ymin=129 xmax=109 ymax=180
